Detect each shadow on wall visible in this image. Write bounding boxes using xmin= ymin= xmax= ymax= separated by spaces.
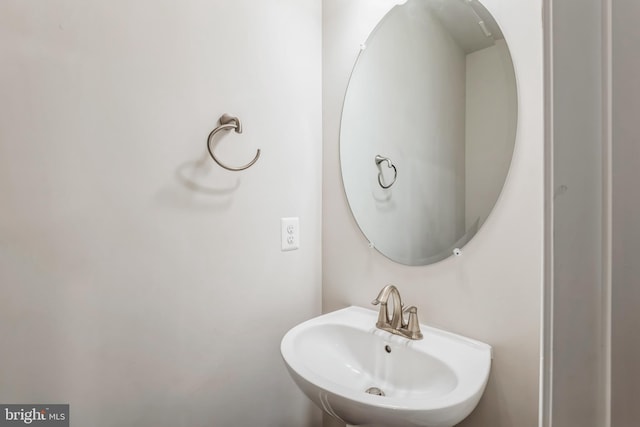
xmin=176 ymin=152 xmax=241 ymax=195
xmin=153 ymin=150 xmax=241 ymax=212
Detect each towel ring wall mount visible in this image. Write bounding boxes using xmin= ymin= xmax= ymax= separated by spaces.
xmin=207 ymin=114 xmax=261 ymax=171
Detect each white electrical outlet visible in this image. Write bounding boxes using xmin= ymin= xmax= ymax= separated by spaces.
xmin=281 ymin=217 xmax=299 ymax=251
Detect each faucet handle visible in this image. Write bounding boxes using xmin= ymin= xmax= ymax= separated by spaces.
xmin=372 ymin=285 xmax=404 ymax=330
xmin=371 ymin=285 xmax=392 ymax=325
xmin=403 ymin=306 xmax=423 ymax=340
xmin=372 ymin=289 xmax=387 ymax=326
xmin=372 ymin=299 xmax=390 ymax=327
xmin=372 ymin=284 xmax=397 ymax=305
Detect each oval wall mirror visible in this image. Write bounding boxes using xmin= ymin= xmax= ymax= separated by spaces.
xmin=340 ymin=0 xmax=517 ymax=266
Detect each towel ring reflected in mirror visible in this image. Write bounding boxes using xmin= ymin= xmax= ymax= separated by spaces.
xmin=375 ymin=154 xmax=397 ymax=189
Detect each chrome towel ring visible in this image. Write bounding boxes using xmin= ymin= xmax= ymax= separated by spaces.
xmin=207 ymin=114 xmax=261 ymax=171
xmin=375 ymin=155 xmax=397 ymax=189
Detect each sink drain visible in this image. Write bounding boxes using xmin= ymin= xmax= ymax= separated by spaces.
xmin=365 ymin=387 xmax=385 ymax=396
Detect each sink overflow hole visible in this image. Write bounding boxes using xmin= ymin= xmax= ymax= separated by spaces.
xmin=365 ymin=387 xmax=385 ymax=396
xmin=384 ymin=345 xmax=392 ymax=353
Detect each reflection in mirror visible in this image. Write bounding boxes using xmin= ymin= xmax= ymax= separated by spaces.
xmin=340 ymin=0 xmax=517 ymax=266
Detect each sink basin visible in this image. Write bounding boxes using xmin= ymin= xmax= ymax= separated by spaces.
xmin=280 ymin=306 xmax=492 ymax=427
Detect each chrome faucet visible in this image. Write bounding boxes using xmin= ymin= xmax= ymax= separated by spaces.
xmin=372 ymin=285 xmax=423 ymax=340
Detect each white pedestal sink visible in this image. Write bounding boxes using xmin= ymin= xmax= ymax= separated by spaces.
xmin=280 ymin=306 xmax=492 ymax=427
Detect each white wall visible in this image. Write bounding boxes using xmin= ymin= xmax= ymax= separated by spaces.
xmin=0 ymin=1 xmax=322 ymax=426
xmin=322 ymin=0 xmax=543 ymax=426
xmin=465 ymin=39 xmax=517 ymax=230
